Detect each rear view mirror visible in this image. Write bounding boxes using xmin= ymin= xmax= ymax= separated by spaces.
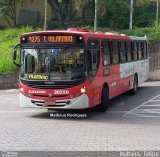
xmin=12 ymin=43 xmax=21 ymax=67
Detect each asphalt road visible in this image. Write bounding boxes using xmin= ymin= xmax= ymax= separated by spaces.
xmin=0 ymin=81 xmax=160 ymax=151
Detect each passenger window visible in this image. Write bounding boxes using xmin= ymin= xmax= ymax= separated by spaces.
xmin=111 ymin=41 xmax=119 ymax=64
xmin=119 ymin=41 xmax=126 ymax=63
xmin=142 ymin=42 xmax=147 ymax=59
xmin=132 ymin=42 xmax=138 ymax=61
xmin=138 ymin=42 xmax=143 ymax=60
xmin=102 ymin=41 xmax=111 ymax=66
xmin=126 ymin=42 xmax=132 ymax=62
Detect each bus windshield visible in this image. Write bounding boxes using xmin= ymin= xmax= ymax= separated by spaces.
xmin=20 ymin=47 xmax=86 ymax=81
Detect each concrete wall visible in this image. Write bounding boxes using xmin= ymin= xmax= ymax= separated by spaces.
xmin=0 ymin=74 xmax=19 ymax=89
xmin=149 ymin=42 xmax=160 ymax=80
xmin=0 ymin=0 xmax=83 ymax=28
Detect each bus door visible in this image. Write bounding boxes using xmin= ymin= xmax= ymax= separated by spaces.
xmin=87 ymin=39 xmax=101 ymax=106
xmin=101 ymin=40 xmax=112 ymax=98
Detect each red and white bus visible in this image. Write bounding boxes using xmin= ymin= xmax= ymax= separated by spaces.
xmin=12 ymin=28 xmax=149 ymax=112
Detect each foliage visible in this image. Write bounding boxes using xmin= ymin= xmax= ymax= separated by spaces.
xmin=0 ymin=0 xmax=19 ymax=27
xmin=122 ymin=25 xmax=160 ymax=42
xmin=0 ymin=26 xmax=41 ymax=75
xmin=97 ymin=0 xmax=130 ymax=29
xmin=47 ymin=0 xmax=84 ymax=29
xmin=133 ymin=1 xmax=155 ymax=28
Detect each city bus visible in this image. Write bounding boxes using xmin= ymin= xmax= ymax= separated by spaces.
xmin=12 ymin=28 xmax=149 ymax=112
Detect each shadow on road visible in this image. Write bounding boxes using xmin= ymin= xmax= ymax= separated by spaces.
xmin=29 ymin=86 xmax=160 ymax=125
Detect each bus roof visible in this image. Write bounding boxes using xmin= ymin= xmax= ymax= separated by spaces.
xmin=22 ymin=28 xmax=147 ymax=41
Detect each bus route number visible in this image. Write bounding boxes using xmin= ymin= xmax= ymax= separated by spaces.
xmin=28 ymin=36 xmax=40 ymax=43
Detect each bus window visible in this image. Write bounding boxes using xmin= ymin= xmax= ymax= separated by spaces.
xmin=25 ymin=53 xmax=35 ymax=73
xmin=111 ymin=41 xmax=119 ymax=64
xmin=138 ymin=42 xmax=143 ymax=60
xmin=102 ymin=41 xmax=111 ymax=66
xmin=142 ymin=42 xmax=147 ymax=59
xmin=119 ymin=41 xmax=126 ymax=63
xmin=126 ymin=42 xmax=132 ymax=62
xmin=87 ymin=39 xmax=100 ymax=81
xmin=132 ymin=42 xmax=138 ymax=61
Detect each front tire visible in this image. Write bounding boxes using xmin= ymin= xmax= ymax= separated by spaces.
xmin=95 ymin=87 xmax=109 ymax=112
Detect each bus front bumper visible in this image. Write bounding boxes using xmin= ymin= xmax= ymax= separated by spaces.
xmin=20 ymin=93 xmax=89 ymax=109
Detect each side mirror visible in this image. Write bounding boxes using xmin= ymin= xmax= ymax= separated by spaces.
xmin=12 ymin=43 xmax=21 ymax=67
xmin=12 ymin=49 xmax=17 ymax=60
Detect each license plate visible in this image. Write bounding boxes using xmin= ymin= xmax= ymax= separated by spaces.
xmin=44 ymin=101 xmax=56 ymax=106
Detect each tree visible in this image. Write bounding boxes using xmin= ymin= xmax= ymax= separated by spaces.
xmin=47 ymin=0 xmax=90 ymax=28
xmin=97 ymin=0 xmax=130 ymax=29
xmin=0 ymin=0 xmax=18 ymax=27
xmin=133 ymin=0 xmax=155 ymax=27
xmin=47 ymin=0 xmax=72 ymax=28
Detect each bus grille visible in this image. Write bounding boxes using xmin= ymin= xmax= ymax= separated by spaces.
xmin=31 ymin=100 xmax=70 ymax=107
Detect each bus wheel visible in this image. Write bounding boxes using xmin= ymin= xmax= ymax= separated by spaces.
xmin=131 ymin=75 xmax=138 ymax=95
xmin=95 ymin=87 xmax=109 ymax=112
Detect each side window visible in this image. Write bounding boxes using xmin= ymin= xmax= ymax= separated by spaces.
xmin=126 ymin=42 xmax=132 ymax=62
xmin=132 ymin=42 xmax=138 ymax=61
xmin=111 ymin=41 xmax=119 ymax=64
xmin=138 ymin=42 xmax=143 ymax=60
xmin=142 ymin=42 xmax=147 ymax=59
xmin=119 ymin=41 xmax=126 ymax=63
xmin=102 ymin=41 xmax=111 ymax=66
xmin=87 ymin=39 xmax=100 ymax=81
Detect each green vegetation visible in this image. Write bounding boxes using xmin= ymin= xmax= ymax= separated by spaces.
xmin=1 ymin=25 xmax=160 ymax=75
xmin=122 ymin=25 xmax=160 ymax=42
xmin=0 ymin=26 xmax=40 ymax=75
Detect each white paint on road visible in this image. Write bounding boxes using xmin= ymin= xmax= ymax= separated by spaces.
xmin=123 ymin=94 xmax=160 ymax=118
xmin=4 ymin=89 xmax=17 ymax=93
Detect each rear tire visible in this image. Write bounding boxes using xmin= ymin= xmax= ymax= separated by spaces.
xmin=130 ymin=75 xmax=138 ymax=95
xmin=95 ymin=87 xmax=109 ymax=112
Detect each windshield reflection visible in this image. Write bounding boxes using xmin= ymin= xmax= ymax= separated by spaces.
xmin=21 ymin=47 xmax=86 ymax=81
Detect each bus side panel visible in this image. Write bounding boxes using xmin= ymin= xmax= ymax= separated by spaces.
xmin=120 ymin=62 xmax=134 ymax=92
xmin=133 ymin=59 xmax=149 ymax=85
xmin=109 ymin=64 xmax=121 ymax=98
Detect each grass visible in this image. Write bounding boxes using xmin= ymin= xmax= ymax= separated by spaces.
xmin=122 ymin=25 xmax=160 ymax=42
xmin=0 ymin=26 xmax=41 ymax=75
xmin=1 ymin=25 xmax=160 ymax=75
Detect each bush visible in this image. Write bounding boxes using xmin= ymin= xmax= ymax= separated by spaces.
xmin=0 ymin=26 xmax=41 ymax=75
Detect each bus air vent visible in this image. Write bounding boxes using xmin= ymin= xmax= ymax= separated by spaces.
xmin=105 ymin=32 xmax=120 ymax=35
xmin=67 ymin=28 xmax=90 ymax=32
xmin=95 ymin=31 xmax=104 ymax=34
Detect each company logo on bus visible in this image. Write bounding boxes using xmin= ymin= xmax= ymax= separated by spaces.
xmin=54 ymin=90 xmax=69 ymax=95
xmin=29 ymin=90 xmax=46 ymax=94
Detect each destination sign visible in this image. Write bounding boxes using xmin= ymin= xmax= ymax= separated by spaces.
xmin=24 ymin=74 xmax=48 ymax=80
xmin=21 ymin=35 xmax=83 ymax=44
